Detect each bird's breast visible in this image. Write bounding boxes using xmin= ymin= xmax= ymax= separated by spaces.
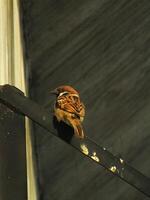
xmin=54 ymin=107 xmax=71 ymax=123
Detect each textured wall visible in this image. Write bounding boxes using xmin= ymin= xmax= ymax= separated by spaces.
xmin=21 ymin=0 xmax=150 ymax=199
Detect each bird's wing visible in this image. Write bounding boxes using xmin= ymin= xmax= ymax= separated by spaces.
xmin=57 ymin=95 xmax=85 ymax=118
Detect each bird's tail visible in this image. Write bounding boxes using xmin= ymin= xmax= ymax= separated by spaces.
xmin=72 ymin=120 xmax=84 ymax=139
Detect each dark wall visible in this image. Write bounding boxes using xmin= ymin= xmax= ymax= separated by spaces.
xmin=0 ymin=103 xmax=27 ymax=200
xmin=21 ymin=0 xmax=150 ymax=199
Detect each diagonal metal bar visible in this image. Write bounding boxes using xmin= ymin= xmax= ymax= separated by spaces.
xmin=0 ymin=84 xmax=150 ymax=198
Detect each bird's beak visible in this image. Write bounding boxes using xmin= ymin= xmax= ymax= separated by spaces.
xmin=50 ymin=89 xmax=58 ymax=95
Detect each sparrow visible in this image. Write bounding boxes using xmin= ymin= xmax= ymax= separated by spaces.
xmin=51 ymin=85 xmax=85 ymax=139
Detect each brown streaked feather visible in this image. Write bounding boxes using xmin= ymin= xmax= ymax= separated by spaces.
xmin=71 ymin=119 xmax=84 ymax=139
xmin=54 ymin=108 xmax=84 ymax=139
xmin=53 ymin=85 xmax=85 ymax=139
xmin=57 ymin=94 xmax=85 ymax=119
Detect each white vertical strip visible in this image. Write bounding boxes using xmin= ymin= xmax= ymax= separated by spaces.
xmin=13 ymin=0 xmax=26 ymax=91
xmin=0 ymin=0 xmax=37 ymax=199
xmin=0 ymin=0 xmax=9 ymax=84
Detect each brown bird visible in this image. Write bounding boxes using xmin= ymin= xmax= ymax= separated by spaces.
xmin=51 ymin=85 xmax=85 ymax=139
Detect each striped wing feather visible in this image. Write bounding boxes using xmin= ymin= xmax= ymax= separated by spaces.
xmin=57 ymin=94 xmax=85 ymax=118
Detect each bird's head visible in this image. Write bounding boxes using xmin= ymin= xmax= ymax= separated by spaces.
xmin=50 ymin=85 xmax=79 ymax=97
